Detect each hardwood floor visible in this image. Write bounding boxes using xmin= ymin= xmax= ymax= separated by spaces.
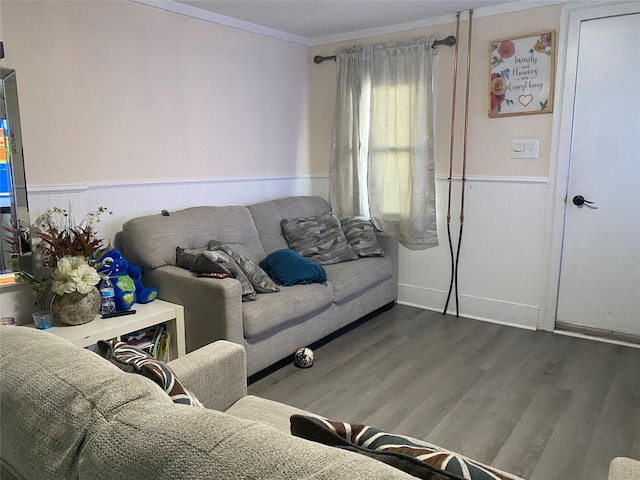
xmin=248 ymin=304 xmax=640 ymax=480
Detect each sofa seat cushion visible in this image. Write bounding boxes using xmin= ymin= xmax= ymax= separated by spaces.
xmin=323 ymin=256 xmax=393 ymax=304
xmin=242 ymin=283 xmax=334 ymax=338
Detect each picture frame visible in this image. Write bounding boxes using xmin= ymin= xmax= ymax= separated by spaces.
xmin=489 ymin=31 xmax=556 ymax=118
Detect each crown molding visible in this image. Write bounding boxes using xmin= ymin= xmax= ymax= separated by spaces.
xmin=131 ymin=0 xmax=311 ymax=46
xmin=310 ymin=1 xmax=567 ymax=46
xmin=132 ymin=0 xmax=567 ymax=48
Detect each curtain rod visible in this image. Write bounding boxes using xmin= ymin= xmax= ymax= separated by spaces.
xmin=313 ymin=35 xmax=456 ymax=64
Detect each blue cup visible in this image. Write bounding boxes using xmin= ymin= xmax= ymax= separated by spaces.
xmin=32 ymin=311 xmax=53 ymax=330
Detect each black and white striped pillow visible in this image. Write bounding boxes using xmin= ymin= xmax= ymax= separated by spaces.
xmin=290 ymin=415 xmax=522 ymax=480
xmin=96 ymin=340 xmax=203 ymax=407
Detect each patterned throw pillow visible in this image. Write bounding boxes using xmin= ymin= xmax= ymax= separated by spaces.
xmin=176 ymin=246 xmax=234 ymax=277
xmin=191 ymin=251 xmax=233 ymax=276
xmin=281 ymin=212 xmax=358 ymax=265
xmin=208 ymin=240 xmax=279 ymax=294
xmin=95 ymin=340 xmax=203 ymax=407
xmin=176 ymin=244 xmax=278 ymax=302
xmin=197 ymin=249 xmax=257 ymax=301
xmin=175 ymin=246 xmax=208 ymax=270
xmin=340 ymin=216 xmax=385 ymax=257
xmin=290 ymin=415 xmax=523 ymax=480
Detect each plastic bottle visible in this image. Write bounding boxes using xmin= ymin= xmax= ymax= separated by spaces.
xmin=99 ymin=277 xmax=116 ymax=315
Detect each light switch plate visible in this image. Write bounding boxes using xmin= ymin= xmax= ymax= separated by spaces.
xmin=511 ymin=139 xmax=539 ymax=159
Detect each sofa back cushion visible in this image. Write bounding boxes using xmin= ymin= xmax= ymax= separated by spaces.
xmin=121 ymin=206 xmax=266 ymax=268
xmin=0 ymin=326 xmax=172 ymax=480
xmin=248 ymin=196 xmax=332 ymax=255
xmin=79 ymin=395 xmax=418 ymax=480
xmin=0 ymin=327 xmax=416 ymax=480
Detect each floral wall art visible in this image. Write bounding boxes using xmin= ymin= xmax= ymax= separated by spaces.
xmin=489 ymin=31 xmax=555 ymax=117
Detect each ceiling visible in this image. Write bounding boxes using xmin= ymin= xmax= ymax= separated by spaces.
xmin=164 ymin=0 xmax=544 ymax=45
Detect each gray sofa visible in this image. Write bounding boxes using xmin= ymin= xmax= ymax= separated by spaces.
xmin=2 ymin=327 xmax=637 ymax=480
xmin=120 ymin=196 xmax=398 ymax=376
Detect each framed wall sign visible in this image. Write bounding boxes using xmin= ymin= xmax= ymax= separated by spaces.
xmin=489 ymin=31 xmax=555 ymax=117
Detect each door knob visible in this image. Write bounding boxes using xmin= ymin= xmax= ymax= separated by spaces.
xmin=572 ymin=195 xmax=594 ymax=206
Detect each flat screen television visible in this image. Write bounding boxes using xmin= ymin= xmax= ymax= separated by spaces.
xmin=0 ymin=118 xmax=10 ymax=209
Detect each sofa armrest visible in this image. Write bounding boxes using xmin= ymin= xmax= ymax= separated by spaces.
xmin=168 ymin=340 xmax=247 ymax=411
xmin=608 ymin=457 xmax=640 ymax=480
xmin=144 ymin=265 xmax=245 ymax=352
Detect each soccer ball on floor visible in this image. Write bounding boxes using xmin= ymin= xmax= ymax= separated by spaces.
xmin=294 ymin=347 xmax=314 ymax=368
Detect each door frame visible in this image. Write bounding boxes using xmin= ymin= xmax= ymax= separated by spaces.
xmin=539 ymin=0 xmax=640 ymax=332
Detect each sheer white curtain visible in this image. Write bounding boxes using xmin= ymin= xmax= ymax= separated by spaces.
xmin=329 ymin=46 xmax=367 ymax=219
xmin=329 ymin=37 xmax=438 ymax=247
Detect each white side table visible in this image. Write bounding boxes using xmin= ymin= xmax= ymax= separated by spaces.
xmin=27 ymin=299 xmax=186 ymax=360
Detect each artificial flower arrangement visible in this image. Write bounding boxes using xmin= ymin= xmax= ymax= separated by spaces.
xmin=33 ymin=205 xmax=112 ymax=306
xmin=50 ymin=255 xmax=101 ymax=296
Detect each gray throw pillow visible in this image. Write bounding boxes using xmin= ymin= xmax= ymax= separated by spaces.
xmin=281 ymin=212 xmax=358 ymax=265
xmin=175 ymin=246 xmax=208 ymax=270
xmin=196 ymin=250 xmax=257 ymax=301
xmin=176 ymin=247 xmax=256 ymax=301
xmin=340 ymin=217 xmax=385 ymax=257
xmin=208 ymin=240 xmax=279 ymax=294
xmin=190 ymin=251 xmax=234 ymax=277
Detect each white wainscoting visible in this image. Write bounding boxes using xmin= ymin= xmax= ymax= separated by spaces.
xmin=398 ymin=175 xmax=549 ymax=330
xmin=6 ymin=175 xmax=325 ymax=324
xmin=27 ymin=175 xmax=324 ymax=246
xmin=23 ymin=174 xmax=548 ymax=330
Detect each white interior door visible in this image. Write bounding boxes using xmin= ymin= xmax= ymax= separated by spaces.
xmin=556 ymin=11 xmax=640 ymax=338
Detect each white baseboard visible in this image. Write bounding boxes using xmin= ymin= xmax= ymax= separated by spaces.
xmin=398 ymin=284 xmax=539 ymax=330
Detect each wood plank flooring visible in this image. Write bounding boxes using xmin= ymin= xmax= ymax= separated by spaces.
xmin=248 ymin=304 xmax=640 ymax=480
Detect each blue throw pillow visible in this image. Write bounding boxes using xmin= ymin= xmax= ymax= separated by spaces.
xmin=259 ymin=249 xmax=327 ymax=286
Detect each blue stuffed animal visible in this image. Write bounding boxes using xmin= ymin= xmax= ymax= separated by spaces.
xmin=96 ymin=248 xmax=158 ymax=311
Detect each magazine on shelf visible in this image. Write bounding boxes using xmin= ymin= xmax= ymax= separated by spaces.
xmin=121 ymin=323 xmax=170 ymax=360
xmin=154 ymin=329 xmax=170 ymax=363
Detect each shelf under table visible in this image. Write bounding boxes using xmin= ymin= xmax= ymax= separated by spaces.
xmin=26 ymin=299 xmax=186 ymax=360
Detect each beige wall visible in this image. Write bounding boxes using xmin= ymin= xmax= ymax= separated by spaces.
xmin=308 ymin=5 xmax=563 ymax=178
xmin=0 ymin=0 xmax=566 ymax=327
xmin=0 ymin=0 xmax=309 ymax=185
xmin=1 ymin=1 xmax=563 ymax=184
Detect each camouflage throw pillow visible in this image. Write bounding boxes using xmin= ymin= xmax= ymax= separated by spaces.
xmin=281 ymin=212 xmax=358 ymax=265
xmin=340 ymin=216 xmax=385 ymax=257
